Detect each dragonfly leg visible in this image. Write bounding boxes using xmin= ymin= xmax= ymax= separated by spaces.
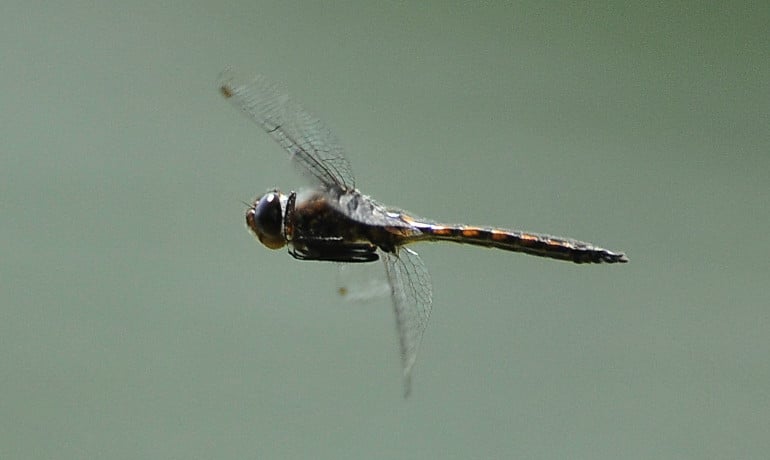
xmin=289 ymin=237 xmax=379 ymax=263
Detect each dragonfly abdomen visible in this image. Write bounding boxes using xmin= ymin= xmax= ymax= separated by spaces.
xmin=416 ymin=224 xmax=628 ymax=264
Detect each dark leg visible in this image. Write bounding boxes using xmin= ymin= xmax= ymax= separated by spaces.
xmin=289 ymin=237 xmax=380 ymax=263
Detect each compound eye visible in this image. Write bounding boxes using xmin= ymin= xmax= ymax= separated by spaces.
xmin=246 ymin=193 xmax=285 ymax=249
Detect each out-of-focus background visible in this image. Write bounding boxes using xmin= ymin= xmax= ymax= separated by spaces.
xmin=2 ymin=2 xmax=768 ymax=458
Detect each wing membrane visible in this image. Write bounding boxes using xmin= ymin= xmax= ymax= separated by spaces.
xmin=220 ymin=70 xmax=355 ymax=190
xmin=382 ymin=247 xmax=433 ymax=397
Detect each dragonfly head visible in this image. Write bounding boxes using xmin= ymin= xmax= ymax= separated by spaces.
xmin=246 ymin=190 xmax=287 ymax=250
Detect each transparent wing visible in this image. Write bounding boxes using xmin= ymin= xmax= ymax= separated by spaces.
xmin=381 ymin=247 xmax=433 ymax=397
xmin=336 ymin=262 xmax=391 ymax=303
xmin=219 ymin=69 xmax=355 ymax=191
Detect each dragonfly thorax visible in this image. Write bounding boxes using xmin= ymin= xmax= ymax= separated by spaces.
xmin=245 ymin=190 xmax=288 ymax=249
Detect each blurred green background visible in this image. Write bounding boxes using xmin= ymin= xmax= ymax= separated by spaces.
xmin=2 ymin=1 xmax=768 ymax=458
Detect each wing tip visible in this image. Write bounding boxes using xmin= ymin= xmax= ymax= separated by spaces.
xmin=218 ymin=67 xmax=236 ymax=99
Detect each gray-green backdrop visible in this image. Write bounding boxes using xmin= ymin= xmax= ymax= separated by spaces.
xmin=2 ymin=1 xmax=768 ymax=459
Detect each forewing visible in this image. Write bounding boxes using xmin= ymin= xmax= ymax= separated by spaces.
xmin=219 ymin=70 xmax=355 ymax=190
xmin=381 ymin=247 xmax=433 ymax=397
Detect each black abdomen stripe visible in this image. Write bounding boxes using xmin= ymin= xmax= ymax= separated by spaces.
xmin=421 ymin=225 xmax=628 ymax=264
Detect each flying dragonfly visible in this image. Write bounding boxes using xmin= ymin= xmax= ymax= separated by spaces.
xmin=220 ymin=71 xmax=628 ymax=396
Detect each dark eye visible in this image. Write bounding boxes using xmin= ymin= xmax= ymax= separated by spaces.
xmin=246 ymin=193 xmax=285 ymax=249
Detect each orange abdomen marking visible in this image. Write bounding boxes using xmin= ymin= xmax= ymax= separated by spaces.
xmin=419 ymin=224 xmax=627 ymax=264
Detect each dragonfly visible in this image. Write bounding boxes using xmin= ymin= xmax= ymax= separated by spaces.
xmin=220 ymin=71 xmax=628 ymax=396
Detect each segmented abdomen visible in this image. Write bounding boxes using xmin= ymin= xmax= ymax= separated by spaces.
xmin=416 ymin=224 xmax=628 ymax=264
